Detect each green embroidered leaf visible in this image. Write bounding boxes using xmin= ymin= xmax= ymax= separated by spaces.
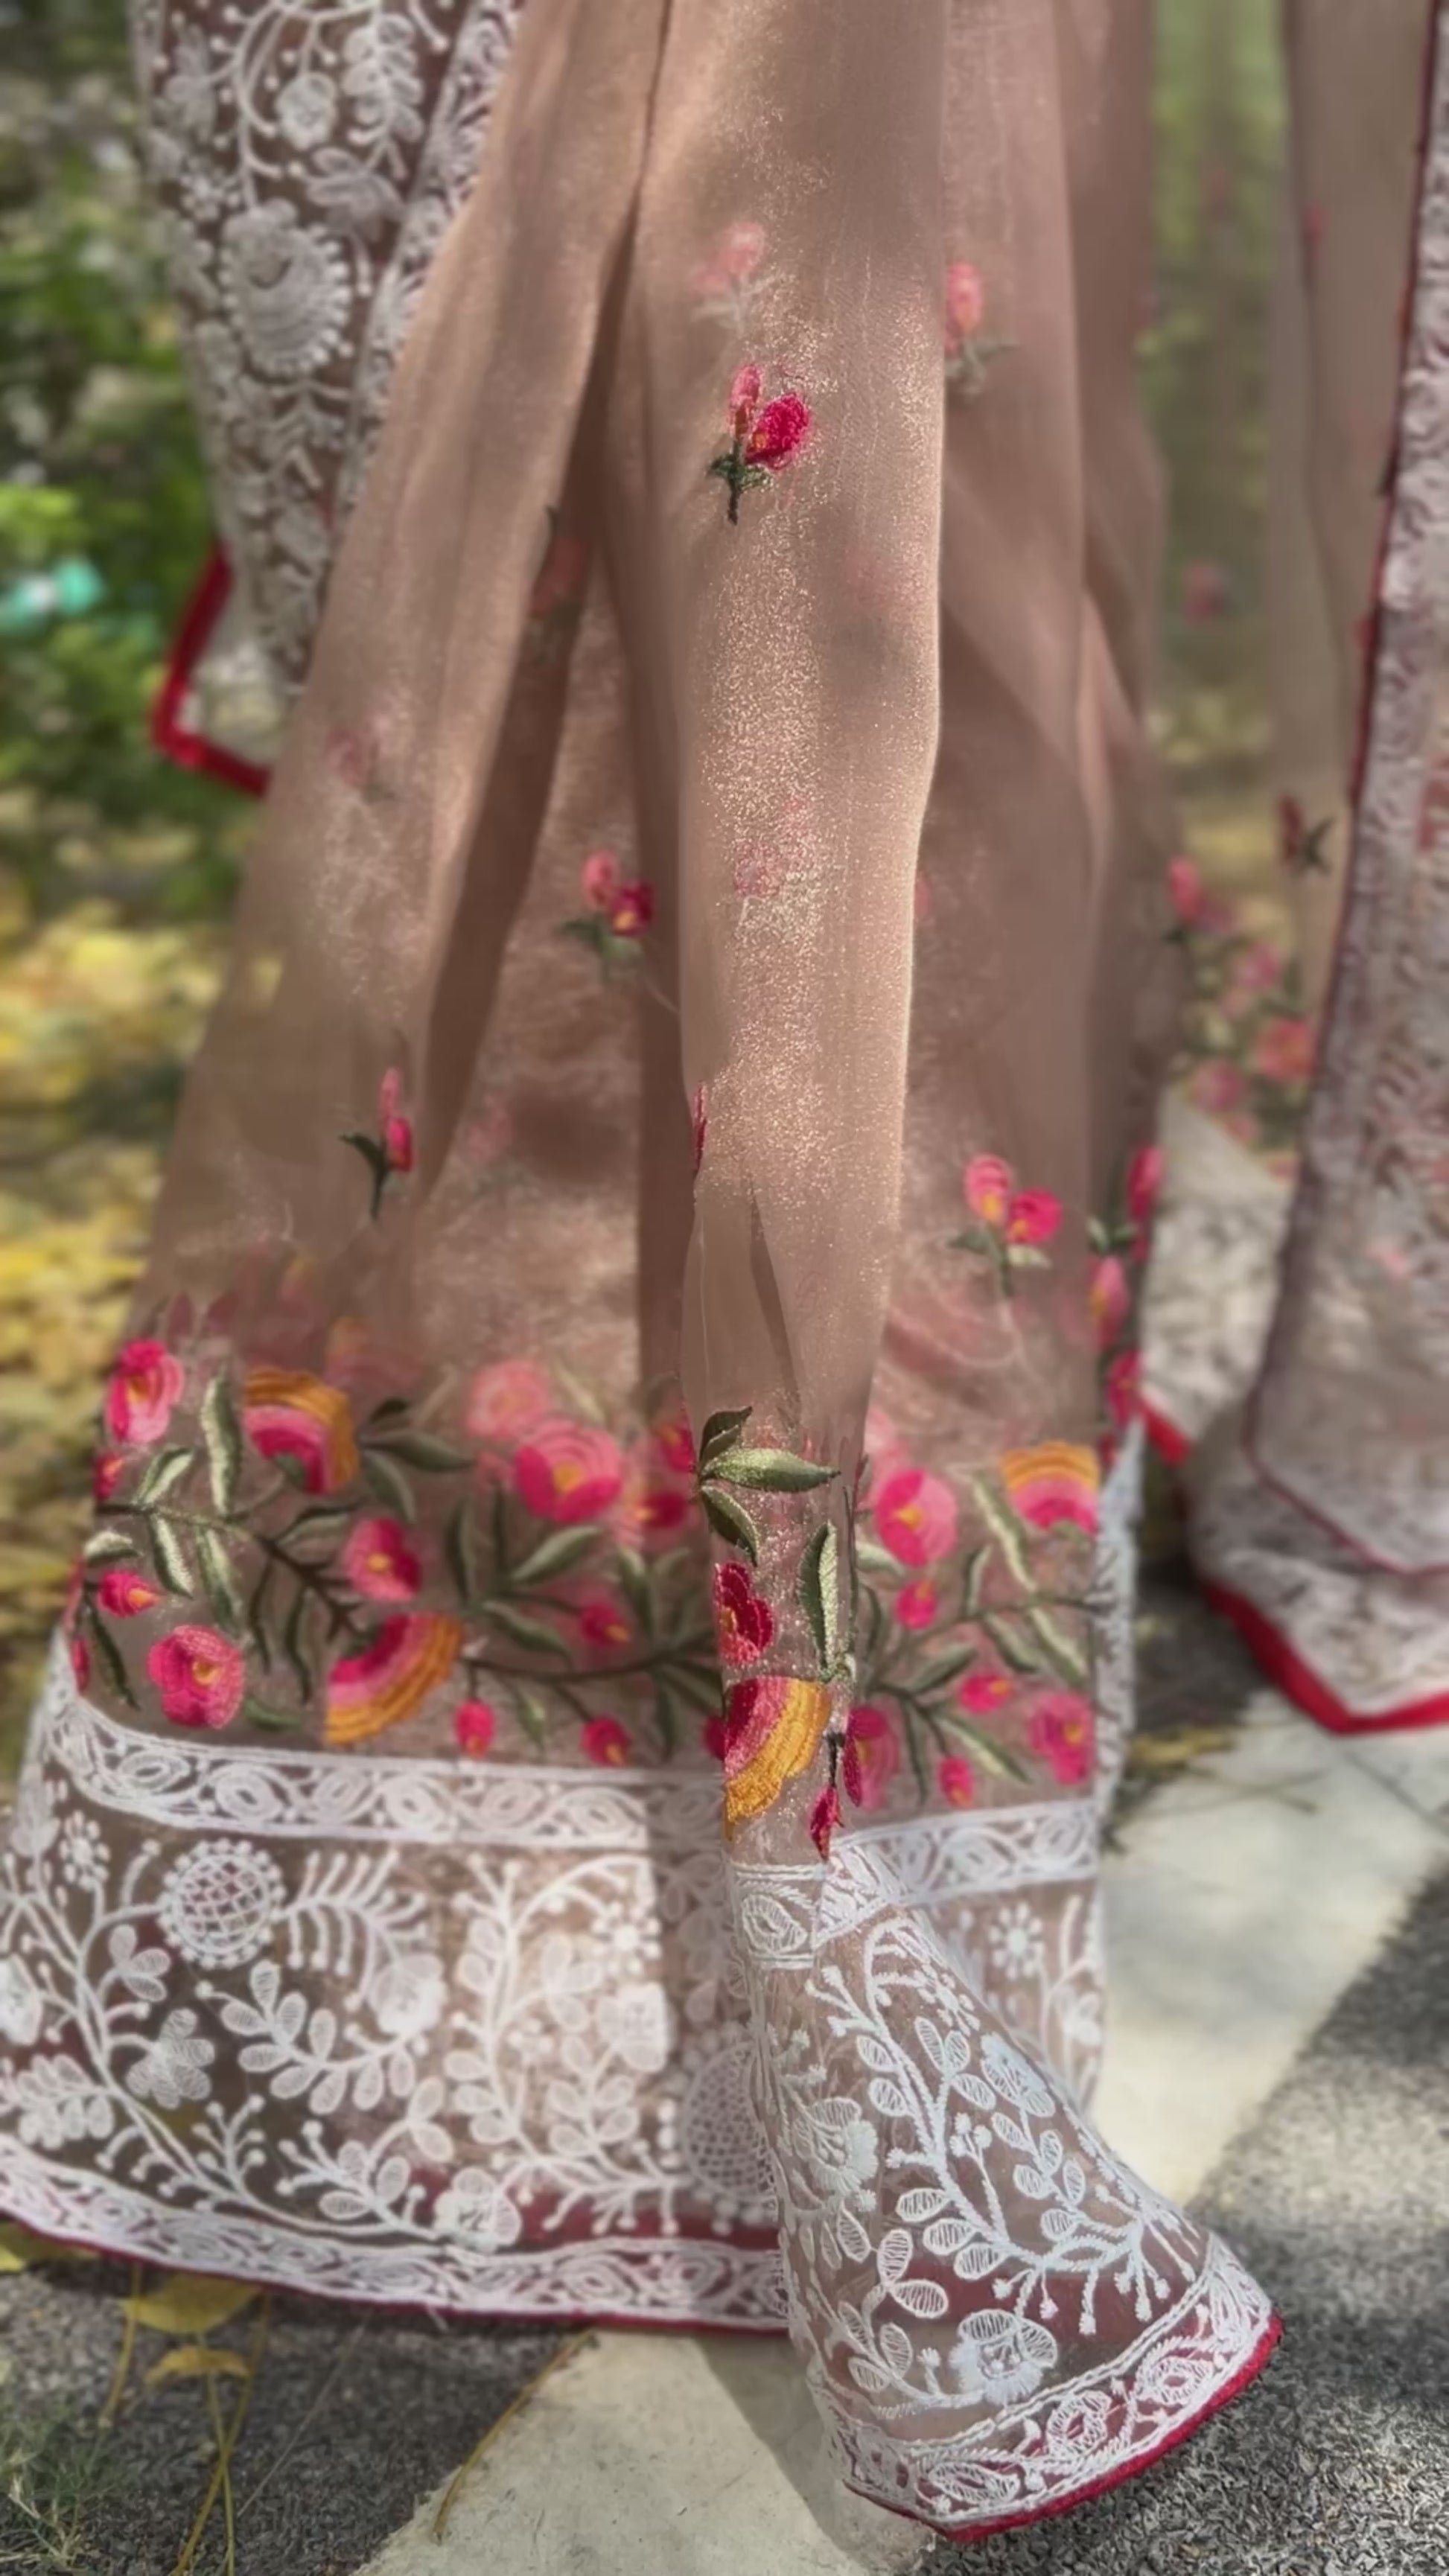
xmin=273 ymin=1450 xmax=313 ymax=1489
xmin=614 ymin=1543 xmax=655 ymax=1637
xmin=1024 ymin=1607 xmax=1089 ymax=1688
xmin=149 ymin=1514 xmax=194 ymax=1597
xmin=1005 ymin=1245 xmax=1050 ymax=1272
xmin=946 ymin=1224 xmax=994 ymax=1255
xmin=552 ymin=1364 xmax=608 ymax=1426
xmin=798 ymin=1522 xmax=839 ymax=1672
xmin=698 ymin=1407 xmax=752 ymax=1471
xmin=946 ymin=1718 xmax=1031 ymax=1782
xmin=708 ymin=1449 xmax=836 ymax=1494
xmin=486 ymin=1603 xmax=570 ymax=1661
xmin=242 ymin=1697 xmax=301 ymax=1734
xmin=489 ymin=1479 xmax=511 ymax=1577
xmin=196 ymin=1528 xmax=245 ymax=1635
xmin=83 ymin=1528 xmax=135 ymax=1566
xmin=512 ymin=1683 xmax=550 ymax=1750
xmin=86 ymin=1610 xmax=138 ymax=1709
xmin=283 ymin=1505 xmax=355 ymax=1561
xmin=971 ymin=1477 xmax=1032 ymax=1589
xmin=910 ymin=1645 xmax=978 ymax=1698
xmin=445 ymin=1502 xmax=480 ymax=1607
xmin=362 ymin=1447 xmax=416 ymax=1523
xmin=978 ymin=1613 xmax=1045 ymax=1677
xmin=366 ymin=1431 xmax=472 ymax=1473
xmin=134 ymin=1446 xmax=193 ymax=1508
xmin=365 ymin=1395 xmax=412 ymax=1426
xmin=652 ymin=1680 xmax=679 ymax=1758
xmin=246 ymin=1560 xmax=275 ymax=1672
xmin=282 ymin=1587 xmax=315 ymax=1700
xmin=856 ymin=1536 xmax=900 ymax=1578
xmin=511 ymin=1525 xmax=601 ymax=1588
xmin=199 ymin=1373 xmax=243 ymax=1517
xmin=1087 ymin=1216 xmax=1112 ymax=1254
xmin=962 ymin=1546 xmax=988 ymax=1618
xmin=700 ymin=1485 xmax=762 ymax=1564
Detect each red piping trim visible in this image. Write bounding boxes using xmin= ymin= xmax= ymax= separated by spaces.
xmin=1143 ymin=1402 xmax=1191 ymax=1470
xmin=1203 ymin=1578 xmax=1449 ymax=1735
xmin=853 ymin=2309 xmax=1282 ymax=2547
xmin=150 ymin=545 xmax=271 ymax=800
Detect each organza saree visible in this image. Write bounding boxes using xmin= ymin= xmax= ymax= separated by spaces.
xmin=0 ymin=0 xmax=1281 ymax=2543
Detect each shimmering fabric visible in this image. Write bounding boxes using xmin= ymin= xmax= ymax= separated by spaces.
xmin=0 ymin=0 xmax=1278 ymax=2541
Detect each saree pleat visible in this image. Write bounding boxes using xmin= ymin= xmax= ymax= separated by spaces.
xmin=0 ymin=0 xmax=1277 ymax=2538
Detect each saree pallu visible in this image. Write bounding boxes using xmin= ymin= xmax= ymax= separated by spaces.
xmin=1191 ymin=1 xmax=1449 ymax=1736
xmin=0 ymin=0 xmax=1278 ymax=2541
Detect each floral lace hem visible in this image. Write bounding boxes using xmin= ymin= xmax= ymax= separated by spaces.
xmin=832 ymin=2238 xmax=1278 ymax=2540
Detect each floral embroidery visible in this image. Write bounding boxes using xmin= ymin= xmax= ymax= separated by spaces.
xmin=1278 ymin=794 xmax=1334 ymax=878
xmin=1167 ymin=859 xmax=1314 ymax=1160
xmin=949 ymin=1154 xmax=1062 ymax=1295
xmin=106 ymin=1341 xmax=185 ymax=1447
xmin=690 ymin=220 xmax=768 ymax=328
xmin=243 ymin=1367 xmax=361 ymax=1491
xmin=1087 ymin=1144 xmax=1161 ymax=1450
xmin=996 ymin=1443 xmax=1099 ymax=1534
xmin=1027 ymin=1690 xmax=1095 ymax=1788
xmin=525 ymin=509 xmax=587 ymax=663
xmin=943 ymin=261 xmax=1012 ymax=400
xmin=453 ymin=1699 xmax=496 ymax=1757
xmin=147 ymin=1626 xmax=246 ymax=1731
xmin=559 ymin=851 xmax=655 ymax=972
xmin=340 ymin=1068 xmax=413 ymax=1220
xmin=708 ymin=365 xmax=812 ymax=523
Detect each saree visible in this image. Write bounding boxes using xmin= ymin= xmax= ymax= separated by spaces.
xmin=0 ymin=0 xmax=1279 ymax=2543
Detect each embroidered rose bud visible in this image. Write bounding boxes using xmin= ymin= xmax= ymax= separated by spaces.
xmin=710 ymin=367 xmax=811 ymax=523
xmin=453 ymin=1700 xmax=497 ymax=1759
xmin=608 ymin=880 xmax=655 ymax=940
xmin=105 ymin=1338 xmax=185 ymax=1447
xmin=582 ymin=849 xmax=620 ymax=909
xmin=581 ymin=1715 xmax=631 ymax=1767
xmin=147 ymin=1625 xmax=246 ymax=1731
xmin=938 ymin=1753 xmax=976 ymax=1809
xmin=958 ymin=1671 xmax=1013 ymax=1716
xmin=97 ymin=1569 xmax=164 ymax=1619
xmin=809 ymin=1784 xmax=841 ymax=1859
xmin=712 ymin=1562 xmax=775 ymax=1670
xmin=964 ymin=1155 xmax=1013 ymax=1229
xmin=945 ymin=260 xmax=985 ymax=348
xmin=378 ymin=1068 xmax=413 ymax=1175
xmin=1004 ymin=1190 xmax=1061 ymax=1249
xmin=92 ymin=1451 xmax=126 ymax=1504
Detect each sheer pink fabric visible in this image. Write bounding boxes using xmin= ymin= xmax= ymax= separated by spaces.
xmin=0 ymin=0 xmax=1277 ymax=2540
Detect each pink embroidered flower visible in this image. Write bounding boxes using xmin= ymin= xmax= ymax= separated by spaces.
xmin=582 ymin=1715 xmax=631 ymax=1767
xmin=841 ymin=1704 xmax=899 ymax=1812
xmin=1004 ymin=1190 xmax=1061 ymax=1249
xmin=378 ymin=1068 xmax=413 ymax=1176
xmin=105 ymin=1339 xmax=185 ymax=1447
xmin=453 ymin=1700 xmax=497 ymax=1759
xmin=97 ymin=1569 xmax=163 ymax=1619
xmin=324 ymin=1613 xmax=462 ymax=1747
xmin=1254 ymin=1016 xmax=1314 ymax=1086
xmin=243 ymin=1368 xmax=360 ymax=1493
xmin=515 ymin=1420 xmax=625 ymax=1525
xmin=1089 ymin=1254 xmax=1131 ymax=1351
xmin=466 ymin=1359 xmax=552 ymax=1444
xmin=69 ymin=1632 xmax=91 ymax=1693
xmin=691 ymin=1087 xmax=708 ymax=1176
xmin=617 ymin=1469 xmax=692 ymax=1548
xmin=964 ymin=1155 xmax=1013 ymax=1229
xmin=999 ymin=1441 xmax=1100 ymax=1535
xmin=342 ymin=1517 xmax=422 ymax=1603
xmin=691 ymin=220 xmax=767 ymax=302
xmin=710 ymin=368 xmax=812 ymax=521
xmin=894 ymin=1578 xmax=939 ymax=1631
xmin=874 ymin=1467 xmax=958 ymax=1568
xmin=582 ymin=849 xmax=620 ymax=907
xmin=1029 ymin=1689 xmax=1095 ymax=1788
xmin=92 ymin=1451 xmax=126 ymax=1504
xmin=809 ymin=1784 xmax=841 ymax=1859
xmin=1232 ymin=942 xmax=1287 ymax=999
xmin=958 ymin=1671 xmax=1013 ymax=1717
xmin=1125 ymin=1144 xmax=1164 ymax=1233
xmin=945 ymin=260 xmax=986 ymax=348
xmin=1165 ymin=855 xmax=1206 ymax=925
xmin=578 ymin=1594 xmax=632 ymax=1651
xmin=713 ymin=1563 xmax=775 ymax=1668
xmin=938 ymin=1754 xmax=977 ymax=1809
xmin=1190 ymin=1059 xmax=1247 ymax=1117
xmin=147 ymin=1625 xmax=246 ymax=1731
xmin=1105 ymin=1348 xmax=1141 ymax=1429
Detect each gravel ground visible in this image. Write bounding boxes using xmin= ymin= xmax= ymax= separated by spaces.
xmin=933 ymin=1864 xmax=1449 ymax=2576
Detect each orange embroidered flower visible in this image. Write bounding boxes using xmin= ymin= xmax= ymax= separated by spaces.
xmin=722 ymin=1675 xmax=830 ymax=1837
xmin=243 ymin=1368 xmax=360 ymax=1493
xmin=999 ymin=1441 xmax=1100 ymax=1535
xmin=324 ymin=1613 xmax=462 ymax=1747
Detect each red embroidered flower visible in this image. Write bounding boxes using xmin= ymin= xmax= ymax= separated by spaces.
xmin=841 ymin=1705 xmax=899 ymax=1812
xmin=92 ymin=1451 xmax=126 ymax=1504
xmin=873 ymin=1467 xmax=958 ymax=1569
xmin=894 ymin=1578 xmax=938 ymax=1631
xmin=582 ymin=1715 xmax=631 ymax=1767
xmin=652 ymin=1407 xmax=696 ymax=1479
xmin=105 ymin=1339 xmax=185 ymax=1447
xmin=710 ymin=366 xmax=812 ymax=522
xmin=147 ymin=1625 xmax=246 ymax=1731
xmin=97 ymin=1569 xmax=164 ymax=1619
xmin=712 ymin=1562 xmax=775 ymax=1668
xmin=958 ymin=1671 xmax=1013 ymax=1716
xmin=1004 ymin=1190 xmax=1061 ymax=1249
xmin=1125 ymin=1144 xmax=1164 ymax=1233
xmin=343 ymin=1516 xmax=422 ymax=1603
xmin=1029 ymin=1689 xmax=1095 ymax=1788
xmin=938 ymin=1753 xmax=976 ymax=1809
xmin=578 ymin=1594 xmax=631 ymax=1651
xmin=514 ymin=1420 xmax=624 ymax=1525
xmin=607 ymin=881 xmax=655 ymax=940
xmin=1165 ymin=855 xmax=1206 ymax=925
xmin=809 ymin=1784 xmax=841 ymax=1859
xmin=453 ymin=1700 xmax=497 ymax=1759
xmin=378 ymin=1068 xmax=413 ymax=1176
xmin=959 ymin=1156 xmax=1061 ymax=1277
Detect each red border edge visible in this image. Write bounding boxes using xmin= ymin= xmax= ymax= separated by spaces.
xmin=150 ymin=544 xmax=271 ymax=800
xmin=855 ymin=2309 xmax=1283 ymax=2549
xmin=1203 ymin=1578 xmax=1449 ymax=1738
xmin=1143 ymin=1402 xmax=1191 ymax=1470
